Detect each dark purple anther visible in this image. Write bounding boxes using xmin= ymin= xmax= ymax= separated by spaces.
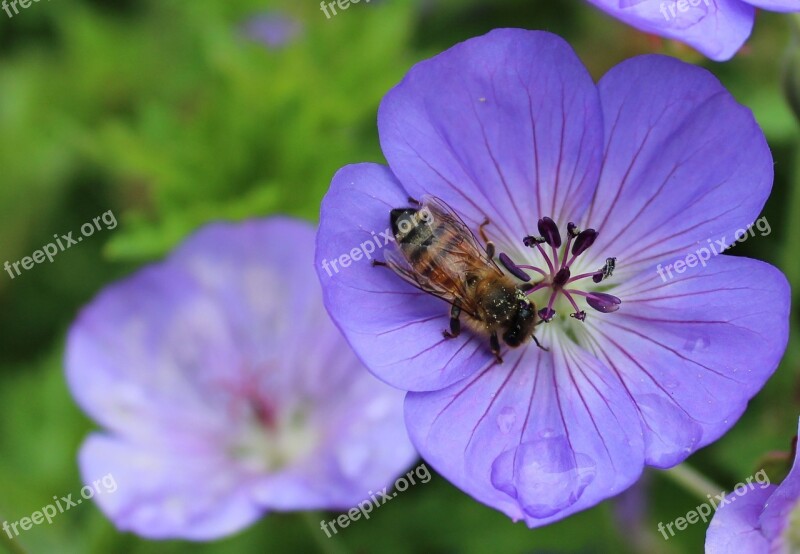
xmin=523 ymin=235 xmax=544 ymax=247
xmin=571 ymin=229 xmax=598 ymax=256
xmin=567 ymin=222 xmax=580 ymax=237
xmin=553 ymin=267 xmax=571 ymax=287
xmin=570 ymin=311 xmax=586 ymax=321
xmin=586 ymin=292 xmax=622 ymax=313
xmin=499 ymin=253 xmax=531 ymax=282
xmin=537 ymin=217 xmax=561 ymax=248
xmin=538 ymin=307 xmax=556 ymax=321
xmin=592 ymin=273 xmax=604 ymax=284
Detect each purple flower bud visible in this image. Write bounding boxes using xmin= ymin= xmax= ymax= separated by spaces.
xmin=537 ymin=217 xmax=561 ymax=248
xmin=586 ymin=292 xmax=622 ymax=313
xmin=571 ymin=229 xmax=598 ymax=256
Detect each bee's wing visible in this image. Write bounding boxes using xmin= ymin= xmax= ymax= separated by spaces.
xmin=421 ymin=195 xmax=502 ymax=273
xmin=383 ymin=247 xmax=478 ymax=317
xmin=382 ymin=195 xmax=501 ymax=319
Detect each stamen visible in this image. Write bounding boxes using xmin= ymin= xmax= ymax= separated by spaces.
xmin=538 ymin=307 xmax=556 ymax=321
xmin=568 ymin=290 xmax=622 ymax=313
xmin=499 ymin=253 xmax=531 ymax=282
xmin=524 ymin=282 xmax=549 ymax=296
xmin=517 ymin=220 xmax=621 ymax=326
xmin=562 ymin=290 xmax=586 ymax=321
xmin=515 ymin=264 xmax=548 ymax=277
xmin=567 ymin=222 xmax=580 ymax=237
xmin=537 ymin=217 xmax=561 ymax=248
xmin=534 ymin=243 xmax=556 ymax=274
xmin=586 ymin=292 xmax=621 ymax=313
xmin=567 ymin=271 xmax=603 ymax=284
xmin=571 ymin=229 xmax=598 ymax=256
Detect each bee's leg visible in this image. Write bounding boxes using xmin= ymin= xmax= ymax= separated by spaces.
xmin=490 ymin=332 xmax=503 ymax=363
xmin=407 ymin=196 xmax=421 ymax=206
xmin=532 ymin=335 xmax=549 ymax=352
xmin=443 ymin=301 xmax=462 ymax=339
xmin=371 ymin=260 xmax=388 ymax=268
xmin=478 ymin=218 xmax=495 ymax=259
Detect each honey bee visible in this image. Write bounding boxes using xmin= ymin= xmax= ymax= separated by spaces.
xmin=373 ymin=195 xmax=543 ymax=363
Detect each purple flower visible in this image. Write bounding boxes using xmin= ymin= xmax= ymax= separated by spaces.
xmin=242 ymin=13 xmax=302 ymax=49
xmin=706 ymin=420 xmax=800 ymax=553
xmin=315 ymin=29 xmax=790 ymax=526
xmin=66 ymin=218 xmax=416 ymax=540
xmin=586 ymin=0 xmax=800 ymax=61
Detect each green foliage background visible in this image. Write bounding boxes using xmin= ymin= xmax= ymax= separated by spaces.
xmin=0 ymin=0 xmax=798 ymax=552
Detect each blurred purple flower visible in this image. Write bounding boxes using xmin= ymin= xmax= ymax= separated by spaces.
xmin=706 ymin=420 xmax=800 ymax=553
xmin=66 ymin=218 xmax=416 ymax=540
xmin=315 ymin=29 xmax=789 ymax=526
xmin=586 ymin=0 xmax=800 ymax=61
xmin=242 ymin=13 xmax=302 ymax=49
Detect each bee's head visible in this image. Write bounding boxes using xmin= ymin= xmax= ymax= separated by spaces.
xmin=502 ymin=295 xmax=537 ymax=347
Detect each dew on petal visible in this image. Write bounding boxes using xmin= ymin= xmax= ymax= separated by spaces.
xmin=496 ymin=407 xmax=517 ymax=434
xmin=490 ymin=438 xmax=597 ymax=518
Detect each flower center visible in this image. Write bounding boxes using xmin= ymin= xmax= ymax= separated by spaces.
xmin=229 ymin=397 xmax=318 ymax=473
xmin=498 ymin=217 xmax=621 ymax=323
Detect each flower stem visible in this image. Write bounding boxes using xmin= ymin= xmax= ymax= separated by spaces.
xmin=662 ymin=463 xmax=724 ymax=502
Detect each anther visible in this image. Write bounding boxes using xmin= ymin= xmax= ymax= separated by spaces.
xmin=523 ymin=235 xmax=545 ymax=247
xmin=570 ymin=311 xmax=586 ymax=321
xmin=586 ymin=292 xmax=622 ymax=313
xmin=499 ymin=253 xmax=531 ymax=282
xmin=538 ymin=307 xmax=556 ymax=322
xmin=537 ymin=217 xmax=561 ymax=248
xmin=571 ymin=229 xmax=598 ymax=256
xmin=592 ymin=257 xmax=616 ymax=283
xmin=567 ymin=222 xmax=580 ymax=237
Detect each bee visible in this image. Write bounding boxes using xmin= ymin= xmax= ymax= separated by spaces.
xmin=373 ymin=195 xmax=544 ymax=363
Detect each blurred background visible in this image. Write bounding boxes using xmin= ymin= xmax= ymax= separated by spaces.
xmin=0 ymin=0 xmax=798 ymax=552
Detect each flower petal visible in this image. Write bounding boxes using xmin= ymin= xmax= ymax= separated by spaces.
xmin=745 ymin=0 xmax=800 ymax=11
xmin=705 ymin=483 xmax=775 ymax=554
xmin=585 ymin=0 xmax=753 ymax=61
xmin=80 ymin=434 xmax=265 ymax=540
xmin=759 ymin=419 xmax=800 ymax=543
xmin=316 ymin=163 xmax=496 ymax=391
xmin=582 ymin=55 xmax=773 ymax=278
xmin=585 ymin=256 xmax=789 ymax=467
xmin=378 ymin=28 xmax=603 ymax=244
xmin=404 ymin=332 xmax=645 ymax=526
xmin=71 ymin=219 xmax=417 ymax=538
xmin=67 ymin=219 xmax=329 ymax=439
